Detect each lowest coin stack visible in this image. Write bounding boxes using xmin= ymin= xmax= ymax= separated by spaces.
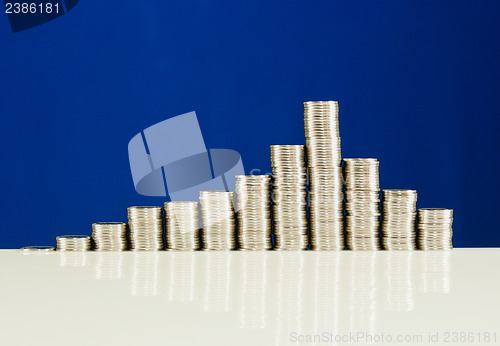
xmin=304 ymin=101 xmax=344 ymax=250
xmin=270 ymin=145 xmax=308 ymax=250
xmin=127 ymin=206 xmax=164 ymax=251
xmin=56 ymin=235 xmax=92 ymax=251
xmin=381 ymin=190 xmax=417 ymax=250
xmin=200 ymin=191 xmax=236 ymax=250
xmin=344 ymin=158 xmax=381 ymax=250
xmin=417 ymin=208 xmax=453 ymax=250
xmin=164 ymin=201 xmax=200 ymax=251
xmin=235 ymin=175 xmax=272 ymax=250
xmin=92 ymin=222 xmax=128 ymax=251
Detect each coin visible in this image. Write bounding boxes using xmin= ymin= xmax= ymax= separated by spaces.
xmin=165 ymin=201 xmax=200 ymax=251
xmin=56 ymin=235 xmax=92 ymax=251
xmin=417 ymin=208 xmax=453 ymax=250
xmin=92 ymin=222 xmax=128 ymax=251
xmin=381 ymin=189 xmax=417 ymax=250
xmin=127 ymin=206 xmax=164 ymax=251
xmin=344 ymin=158 xmax=381 ymax=250
xmin=270 ymin=145 xmax=308 ymax=250
xmin=235 ymin=175 xmax=272 ymax=250
xmin=304 ymin=101 xmax=344 ymax=250
xmin=200 ymin=190 xmax=236 ymax=250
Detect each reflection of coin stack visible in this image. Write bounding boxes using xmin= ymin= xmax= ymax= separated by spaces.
xmin=202 ymin=252 xmax=232 ymax=312
xmin=127 ymin=206 xmax=164 ymax=251
xmin=304 ymin=101 xmax=344 ymax=250
xmin=344 ymin=158 xmax=381 ymax=250
xmin=420 ymin=251 xmax=451 ymax=294
xmin=313 ymin=252 xmax=341 ymax=342
xmin=276 ymin=252 xmax=304 ymax=345
xmin=167 ymin=252 xmax=195 ymax=302
xmin=56 ymin=235 xmax=92 ymax=251
xmin=58 ymin=252 xmax=90 ymax=267
xmin=386 ymin=252 xmax=414 ymax=311
xmin=417 ymin=208 xmax=453 ymax=250
xmin=239 ymin=252 xmax=268 ymax=329
xmin=131 ymin=253 xmax=160 ymax=296
xmin=164 ymin=202 xmax=200 ymax=251
xmin=349 ymin=252 xmax=377 ymax=335
xmin=92 ymin=222 xmax=128 ymax=251
xmin=199 ymin=191 xmax=236 ymax=251
xmin=270 ymin=145 xmax=308 ymax=250
xmin=95 ymin=252 xmax=123 ymax=280
xmin=235 ymin=175 xmax=272 ymax=251
xmin=381 ymin=190 xmax=417 ymax=250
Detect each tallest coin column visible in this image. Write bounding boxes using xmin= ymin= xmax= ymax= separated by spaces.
xmin=304 ymin=101 xmax=344 ymax=250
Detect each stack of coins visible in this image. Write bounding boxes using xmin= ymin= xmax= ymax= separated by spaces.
xmin=270 ymin=145 xmax=308 ymax=250
xmin=164 ymin=201 xmax=200 ymax=251
xmin=56 ymin=235 xmax=92 ymax=251
xmin=304 ymin=101 xmax=344 ymax=250
xmin=92 ymin=222 xmax=128 ymax=251
xmin=235 ymin=175 xmax=272 ymax=251
xmin=199 ymin=191 xmax=236 ymax=250
xmin=344 ymin=158 xmax=381 ymax=250
xmin=127 ymin=206 xmax=164 ymax=251
xmin=417 ymin=208 xmax=453 ymax=250
xmin=381 ymin=189 xmax=418 ymax=250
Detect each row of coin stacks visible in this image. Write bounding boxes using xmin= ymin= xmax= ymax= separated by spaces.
xmin=22 ymin=101 xmax=454 ymax=252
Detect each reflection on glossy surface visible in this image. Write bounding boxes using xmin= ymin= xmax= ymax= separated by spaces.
xmin=420 ymin=250 xmax=451 ymax=294
xmin=95 ymin=252 xmax=124 ymax=280
xmin=239 ymin=252 xmax=267 ymax=329
xmin=58 ymin=251 xmax=90 ymax=267
xmin=202 ymin=252 xmax=232 ymax=312
xmin=349 ymin=252 xmax=377 ymax=336
xmin=167 ymin=252 xmax=195 ymax=302
xmin=2 ymin=249 xmax=499 ymax=346
xmin=386 ymin=251 xmax=414 ymax=311
xmin=131 ymin=252 xmax=160 ymax=296
xmin=276 ymin=252 xmax=304 ymax=345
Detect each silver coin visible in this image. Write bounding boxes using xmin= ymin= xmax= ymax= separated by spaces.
xmin=56 ymin=235 xmax=92 ymax=251
xmin=127 ymin=206 xmax=164 ymax=251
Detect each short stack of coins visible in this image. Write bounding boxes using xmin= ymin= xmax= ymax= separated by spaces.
xmin=344 ymin=158 xmax=381 ymax=250
xmin=417 ymin=208 xmax=453 ymax=250
xmin=199 ymin=191 xmax=236 ymax=250
xmin=304 ymin=101 xmax=344 ymax=250
xmin=92 ymin=222 xmax=128 ymax=251
xmin=56 ymin=235 xmax=92 ymax=251
xmin=164 ymin=201 xmax=200 ymax=251
xmin=270 ymin=145 xmax=308 ymax=250
xmin=381 ymin=190 xmax=417 ymax=250
xmin=235 ymin=175 xmax=272 ymax=250
xmin=127 ymin=206 xmax=164 ymax=251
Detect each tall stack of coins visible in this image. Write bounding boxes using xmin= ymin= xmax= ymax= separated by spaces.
xmin=235 ymin=175 xmax=272 ymax=251
xmin=127 ymin=206 xmax=164 ymax=251
xmin=56 ymin=235 xmax=92 ymax=251
xmin=304 ymin=101 xmax=344 ymax=250
xmin=381 ymin=189 xmax=418 ymax=250
xmin=270 ymin=145 xmax=308 ymax=250
xmin=199 ymin=191 xmax=236 ymax=250
xmin=344 ymin=158 xmax=381 ymax=250
xmin=164 ymin=201 xmax=200 ymax=251
xmin=417 ymin=208 xmax=453 ymax=250
xmin=92 ymin=222 xmax=128 ymax=251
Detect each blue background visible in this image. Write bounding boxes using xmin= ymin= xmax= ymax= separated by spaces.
xmin=1 ymin=0 xmax=499 ymax=248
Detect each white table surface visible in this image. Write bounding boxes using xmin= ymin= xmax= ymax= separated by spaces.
xmin=0 ymin=249 xmax=498 ymax=346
